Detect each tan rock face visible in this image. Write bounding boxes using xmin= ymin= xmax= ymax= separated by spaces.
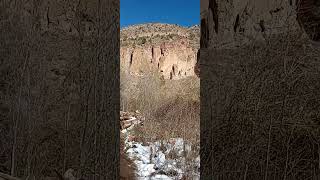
xmin=120 ymin=24 xmax=200 ymax=80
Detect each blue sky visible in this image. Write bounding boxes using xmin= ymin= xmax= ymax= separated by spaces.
xmin=120 ymin=0 xmax=199 ymax=28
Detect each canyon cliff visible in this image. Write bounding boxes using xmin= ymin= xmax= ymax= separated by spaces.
xmin=200 ymin=0 xmax=320 ymax=49
xmin=120 ymin=23 xmax=200 ymax=80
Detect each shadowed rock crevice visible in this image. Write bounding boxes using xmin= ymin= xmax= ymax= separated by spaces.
xmin=296 ymin=0 xmax=320 ymax=41
xmin=209 ymin=0 xmax=219 ymax=34
xmin=200 ymin=0 xmax=320 ymax=48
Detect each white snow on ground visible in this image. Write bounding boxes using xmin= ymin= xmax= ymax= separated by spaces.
xmin=122 ymin=128 xmax=200 ymax=179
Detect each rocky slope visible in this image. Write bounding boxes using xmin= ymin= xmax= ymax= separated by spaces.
xmin=120 ymin=23 xmax=200 ymax=80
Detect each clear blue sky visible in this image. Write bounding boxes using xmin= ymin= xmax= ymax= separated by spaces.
xmin=120 ymin=0 xmax=199 ymax=28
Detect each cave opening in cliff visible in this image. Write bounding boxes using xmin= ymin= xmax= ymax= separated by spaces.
xmin=172 ymin=65 xmax=176 ymax=75
xmin=151 ymin=47 xmax=154 ymax=59
xmin=129 ymin=53 xmax=133 ymax=66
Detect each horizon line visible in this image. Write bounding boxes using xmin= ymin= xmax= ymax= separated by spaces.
xmin=120 ymin=22 xmax=200 ymax=29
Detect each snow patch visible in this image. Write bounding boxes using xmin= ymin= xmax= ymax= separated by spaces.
xmin=124 ymin=134 xmax=200 ymax=179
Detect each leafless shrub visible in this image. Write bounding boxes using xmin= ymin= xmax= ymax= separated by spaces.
xmin=201 ymin=32 xmax=320 ymax=179
xmin=120 ymin=70 xmax=200 ymax=143
xmin=120 ymin=68 xmax=200 ymax=178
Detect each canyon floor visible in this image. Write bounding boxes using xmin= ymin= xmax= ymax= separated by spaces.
xmin=121 ymin=111 xmax=200 ymax=179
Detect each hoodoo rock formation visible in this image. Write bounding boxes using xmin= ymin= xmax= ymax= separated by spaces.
xmin=120 ymin=23 xmax=200 ymax=80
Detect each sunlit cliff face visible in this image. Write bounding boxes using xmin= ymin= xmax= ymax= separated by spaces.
xmin=120 ymin=23 xmax=200 ymax=80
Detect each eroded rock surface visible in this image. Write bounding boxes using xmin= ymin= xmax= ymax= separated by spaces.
xmin=200 ymin=0 xmax=320 ymax=48
xmin=120 ymin=23 xmax=200 ymax=80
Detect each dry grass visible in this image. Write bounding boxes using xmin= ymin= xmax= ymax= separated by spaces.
xmin=201 ymin=32 xmax=320 ymax=179
xmin=120 ymin=69 xmax=200 ymax=178
xmin=142 ymin=97 xmax=200 ymax=145
xmin=120 ymin=71 xmax=200 ymax=144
